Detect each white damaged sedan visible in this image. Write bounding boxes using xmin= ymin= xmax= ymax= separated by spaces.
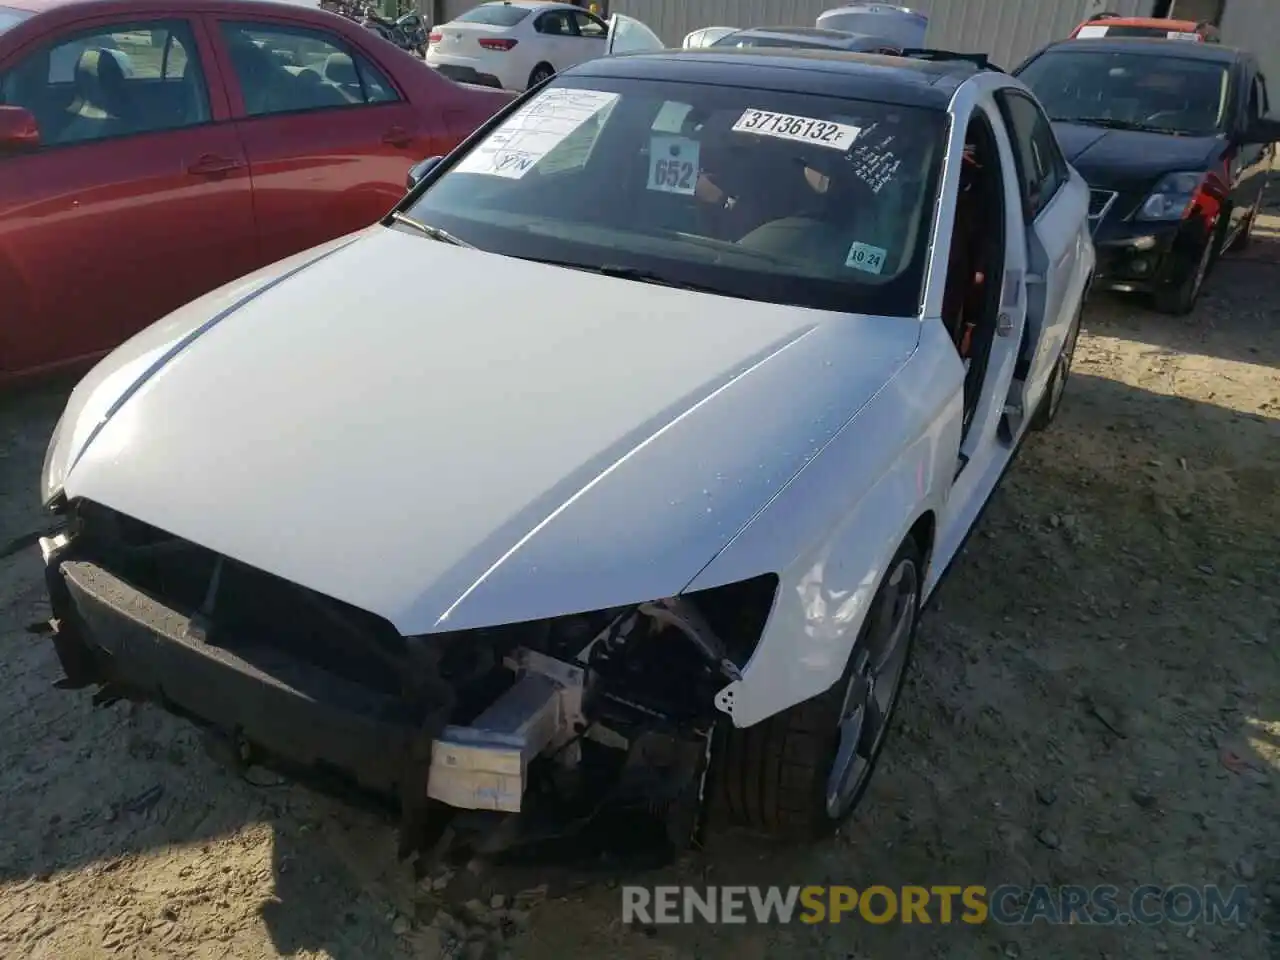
xmin=39 ymin=46 xmax=1093 ymax=855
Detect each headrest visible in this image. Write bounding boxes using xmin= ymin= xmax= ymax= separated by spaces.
xmin=76 ymin=48 xmax=126 ymax=88
xmin=323 ymin=52 xmax=358 ymax=85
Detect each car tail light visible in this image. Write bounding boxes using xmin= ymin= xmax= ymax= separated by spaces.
xmin=478 ymin=37 xmax=518 ymax=51
xmin=428 ymin=31 xmax=441 ymax=44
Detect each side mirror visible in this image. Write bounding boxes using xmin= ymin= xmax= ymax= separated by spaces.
xmin=1240 ymin=116 xmax=1280 ymax=145
xmin=406 ymin=155 xmax=442 ymax=190
xmin=0 ymin=105 xmax=39 ymax=153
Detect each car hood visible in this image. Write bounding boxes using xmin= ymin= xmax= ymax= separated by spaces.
xmin=1051 ymin=122 xmax=1220 ymax=183
xmin=60 ymin=226 xmax=920 ymax=636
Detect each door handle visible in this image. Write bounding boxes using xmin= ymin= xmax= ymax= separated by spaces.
xmin=188 ymin=154 xmax=243 ymax=176
xmin=382 ymin=126 xmax=412 ymax=148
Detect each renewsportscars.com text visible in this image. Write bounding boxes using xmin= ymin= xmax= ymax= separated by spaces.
xmin=621 ymin=884 xmax=1252 ymax=926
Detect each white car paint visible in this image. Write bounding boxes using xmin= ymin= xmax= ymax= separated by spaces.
xmin=42 ymin=64 xmax=1094 ymax=735
xmin=426 ymin=0 xmax=644 ymax=92
xmin=53 ymin=225 xmax=920 ymax=637
xmin=682 ymin=26 xmax=737 ymax=49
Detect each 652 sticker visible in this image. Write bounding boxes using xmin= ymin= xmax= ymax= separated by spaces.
xmin=647 ymin=136 xmax=700 ymax=195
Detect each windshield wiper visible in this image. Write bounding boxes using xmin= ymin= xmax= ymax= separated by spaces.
xmin=518 ymin=257 xmax=726 ymax=295
xmin=593 ymin=264 xmax=726 ymax=294
xmin=1054 ymin=116 xmax=1188 ymax=135
xmin=389 ymin=212 xmax=473 ymax=247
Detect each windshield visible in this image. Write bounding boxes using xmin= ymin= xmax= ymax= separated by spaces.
xmin=455 ymin=4 xmax=531 ymax=26
xmin=1018 ymin=49 xmax=1229 ymax=136
xmin=0 ymin=5 xmax=31 ymax=35
xmin=403 ymin=77 xmax=946 ymax=317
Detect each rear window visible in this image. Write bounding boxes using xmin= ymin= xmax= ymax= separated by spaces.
xmin=1076 ymin=24 xmax=1202 ymax=40
xmin=455 ymin=4 xmax=532 ymax=27
xmin=0 ymin=5 xmax=31 ymax=35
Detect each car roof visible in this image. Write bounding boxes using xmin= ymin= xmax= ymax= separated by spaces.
xmin=469 ymin=0 xmax=573 ymax=8
xmin=571 ymin=46 xmax=986 ymax=108
xmin=1035 ymin=36 xmax=1245 ymax=63
xmin=1082 ymin=16 xmax=1204 ymax=30
xmin=732 ymin=26 xmax=859 ymax=40
xmin=723 ymin=26 xmax=888 ymax=48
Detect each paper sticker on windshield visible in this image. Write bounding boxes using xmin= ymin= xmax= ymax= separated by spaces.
xmin=452 ymin=88 xmax=619 ymax=179
xmin=732 ymin=109 xmax=861 ymax=150
xmin=647 ymin=136 xmax=700 ymax=195
xmin=1074 ymin=24 xmax=1109 ymax=38
xmin=1167 ymin=30 xmax=1199 ymax=40
xmin=845 ymin=241 xmax=887 ymax=275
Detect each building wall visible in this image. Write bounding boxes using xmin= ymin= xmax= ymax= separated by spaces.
xmin=1219 ymin=0 xmax=1280 ymax=92
xmin=606 ymin=0 xmax=1152 ymax=68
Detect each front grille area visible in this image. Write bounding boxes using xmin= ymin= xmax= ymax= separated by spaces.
xmin=72 ymin=500 xmax=411 ymax=697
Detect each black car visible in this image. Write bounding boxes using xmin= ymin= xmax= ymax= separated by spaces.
xmin=1015 ymin=37 xmax=1279 ymax=314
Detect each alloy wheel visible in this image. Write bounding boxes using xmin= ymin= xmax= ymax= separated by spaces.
xmin=825 ymin=556 xmax=919 ymax=818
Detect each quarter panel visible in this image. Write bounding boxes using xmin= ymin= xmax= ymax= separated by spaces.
xmin=695 ymin=324 xmax=964 ymax=729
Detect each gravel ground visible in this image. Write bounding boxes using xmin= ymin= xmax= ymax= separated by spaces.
xmin=0 ymin=220 xmax=1277 ymax=960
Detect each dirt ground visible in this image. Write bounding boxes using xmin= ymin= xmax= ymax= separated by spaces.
xmin=0 ymin=221 xmax=1277 ymax=960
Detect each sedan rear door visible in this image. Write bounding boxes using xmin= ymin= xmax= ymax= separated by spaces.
xmin=0 ymin=14 xmax=257 ymax=380
xmin=207 ymin=13 xmax=427 ymax=264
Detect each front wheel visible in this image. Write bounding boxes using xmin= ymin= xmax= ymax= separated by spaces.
xmin=714 ymin=537 xmax=922 ymax=840
xmin=1153 ymin=220 xmax=1217 ymax=316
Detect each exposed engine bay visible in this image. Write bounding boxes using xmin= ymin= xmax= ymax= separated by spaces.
xmin=39 ymin=500 xmax=776 ymax=877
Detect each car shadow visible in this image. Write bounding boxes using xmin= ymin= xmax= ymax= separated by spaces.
xmin=1086 ymin=223 xmax=1280 ymax=370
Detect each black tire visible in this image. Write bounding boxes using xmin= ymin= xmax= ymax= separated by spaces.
xmin=714 ymin=537 xmax=923 ymax=840
xmin=1153 ymin=221 xmax=1218 ymax=316
xmin=527 ymin=63 xmax=555 ymax=89
xmin=1030 ymin=304 xmax=1082 ymax=431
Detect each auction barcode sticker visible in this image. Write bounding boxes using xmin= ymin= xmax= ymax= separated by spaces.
xmin=731 ymin=109 xmax=861 ymax=150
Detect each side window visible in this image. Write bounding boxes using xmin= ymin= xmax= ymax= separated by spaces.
xmin=534 ymin=12 xmax=575 ymax=36
xmin=1251 ymin=74 xmax=1269 ymax=119
xmin=573 ymin=11 xmax=606 ymax=38
xmin=218 ymin=22 xmax=401 ymax=118
xmin=0 ymin=20 xmax=210 ymax=148
xmin=997 ymin=90 xmax=1068 ymax=221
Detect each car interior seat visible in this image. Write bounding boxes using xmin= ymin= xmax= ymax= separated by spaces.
xmin=321 ymin=53 xmax=364 ymax=102
xmin=59 ymin=48 xmax=133 ymax=144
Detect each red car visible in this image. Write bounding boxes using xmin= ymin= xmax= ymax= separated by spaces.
xmin=1068 ymin=13 xmax=1220 ymax=43
xmin=0 ymin=0 xmax=512 ymax=386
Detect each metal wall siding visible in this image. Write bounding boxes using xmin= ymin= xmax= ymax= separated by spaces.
xmin=1220 ymin=0 xmax=1280 ymax=90
xmin=609 ymin=0 xmax=1152 ymax=68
